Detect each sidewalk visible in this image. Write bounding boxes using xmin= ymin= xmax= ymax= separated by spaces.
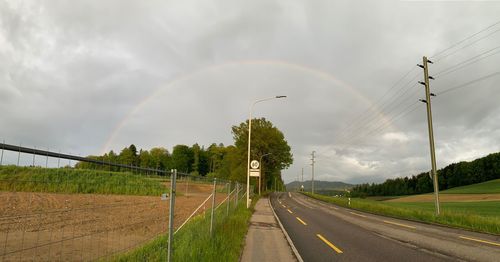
xmin=240 ymin=197 xmax=297 ymax=262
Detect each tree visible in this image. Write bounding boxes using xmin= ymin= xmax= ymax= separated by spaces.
xmin=171 ymin=145 xmax=194 ymax=173
xmin=231 ymin=118 xmax=293 ymax=191
xmin=118 ymin=145 xmax=138 ymax=166
xmin=149 ymin=147 xmax=171 ymax=170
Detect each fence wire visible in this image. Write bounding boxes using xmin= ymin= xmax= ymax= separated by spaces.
xmin=0 ymin=142 xmax=253 ymax=261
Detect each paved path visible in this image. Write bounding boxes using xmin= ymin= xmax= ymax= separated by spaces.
xmin=240 ymin=197 xmax=298 ymax=262
xmin=272 ymin=192 xmax=500 ymax=262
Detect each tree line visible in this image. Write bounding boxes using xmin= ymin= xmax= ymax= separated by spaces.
xmin=76 ymin=118 xmax=293 ymax=190
xmin=351 ymin=151 xmax=500 ymax=197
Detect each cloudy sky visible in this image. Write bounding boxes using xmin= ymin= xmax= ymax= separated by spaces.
xmin=1 ymin=0 xmax=500 ymax=184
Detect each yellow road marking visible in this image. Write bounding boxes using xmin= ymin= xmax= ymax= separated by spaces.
xmin=287 ymin=209 xmax=293 ymax=214
xmin=296 ymin=217 xmax=307 ymax=225
xmin=317 ymin=234 xmax=343 ymax=254
xmin=349 ymin=212 xmax=367 ymax=218
xmin=459 ymin=236 xmax=500 ymax=247
xmin=382 ymin=220 xmax=416 ymax=229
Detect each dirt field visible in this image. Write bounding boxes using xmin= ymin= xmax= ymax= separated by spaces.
xmin=386 ymin=193 xmax=500 ymax=202
xmin=0 ymin=182 xmax=233 ymax=261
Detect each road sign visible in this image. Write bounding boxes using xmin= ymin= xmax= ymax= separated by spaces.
xmin=250 ymin=160 xmax=260 ymax=169
xmin=250 ymin=170 xmax=260 ymax=177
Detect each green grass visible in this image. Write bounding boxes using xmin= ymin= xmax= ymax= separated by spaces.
xmin=0 ymin=165 xmax=168 ymax=196
xmin=441 ymin=179 xmax=500 ymax=194
xmin=303 ymin=192 xmax=500 ymax=235
xmin=113 ymin=197 xmax=255 ymax=262
xmin=383 ymin=201 xmax=500 ymax=217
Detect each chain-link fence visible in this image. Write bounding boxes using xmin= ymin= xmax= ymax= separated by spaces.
xmin=0 ymin=142 xmax=253 ymax=261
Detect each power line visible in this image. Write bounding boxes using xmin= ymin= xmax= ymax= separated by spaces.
xmin=334 ymin=83 xmax=421 ymax=147
xmin=436 ymin=71 xmax=500 ymax=96
xmin=333 ymin=74 xmax=420 ymax=144
xmin=433 ymin=28 xmax=500 ymax=63
xmin=339 ymin=100 xmax=421 ymax=147
xmin=434 ymin=45 xmax=500 ymax=78
xmin=431 ymin=19 xmax=500 ymax=59
xmin=333 ymin=67 xmax=418 ymax=141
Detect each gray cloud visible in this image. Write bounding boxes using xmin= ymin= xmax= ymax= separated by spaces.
xmin=1 ymin=0 xmax=500 ymax=184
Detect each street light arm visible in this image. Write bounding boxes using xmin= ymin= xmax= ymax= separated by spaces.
xmin=246 ymin=96 xmax=286 ymax=208
xmin=251 ymin=95 xmax=287 ymax=111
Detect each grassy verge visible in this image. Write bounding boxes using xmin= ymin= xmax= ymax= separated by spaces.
xmin=0 ymin=165 xmax=167 ymax=196
xmin=113 ymin=197 xmax=256 ymax=262
xmin=383 ymin=201 xmax=500 ymax=217
xmin=303 ymin=192 xmax=500 ymax=235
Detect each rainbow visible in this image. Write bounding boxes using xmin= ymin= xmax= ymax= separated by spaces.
xmin=100 ymin=59 xmax=393 ymax=154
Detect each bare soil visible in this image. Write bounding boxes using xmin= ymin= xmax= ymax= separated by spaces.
xmin=0 ymin=181 xmax=233 ymax=261
xmin=386 ymin=193 xmax=500 ymax=203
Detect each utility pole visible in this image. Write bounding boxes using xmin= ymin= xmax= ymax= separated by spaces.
xmin=311 ymin=151 xmax=316 ymax=194
xmin=418 ymin=56 xmax=440 ymax=216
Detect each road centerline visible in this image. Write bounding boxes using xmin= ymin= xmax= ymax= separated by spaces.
xmin=287 ymin=209 xmax=293 ymax=214
xmin=316 ymin=234 xmax=343 ymax=254
xmin=296 ymin=217 xmax=307 ymax=225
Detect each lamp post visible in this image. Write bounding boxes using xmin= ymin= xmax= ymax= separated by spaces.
xmin=247 ymin=96 xmax=287 ymax=208
xmin=259 ymin=153 xmax=272 ymax=196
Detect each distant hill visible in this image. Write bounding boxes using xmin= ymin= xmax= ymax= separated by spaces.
xmin=286 ymin=180 xmax=353 ymax=191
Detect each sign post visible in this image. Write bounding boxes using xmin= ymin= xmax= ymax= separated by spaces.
xmin=249 ymin=160 xmax=260 ymax=196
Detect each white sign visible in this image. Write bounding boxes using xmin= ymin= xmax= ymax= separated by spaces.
xmin=250 ymin=160 xmax=260 ymax=169
xmin=250 ymin=170 xmax=260 ymax=177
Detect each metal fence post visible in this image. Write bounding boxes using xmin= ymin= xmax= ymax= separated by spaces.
xmin=185 ymin=176 xmax=189 ymax=198
xmin=1 ymin=140 xmax=4 ymax=165
xmin=17 ymin=143 xmax=21 ymax=166
xmin=167 ymin=169 xmax=177 ymax=262
xmin=235 ymin=182 xmax=239 ymax=207
xmin=226 ymin=182 xmax=231 ymax=216
xmin=45 ymin=148 xmax=49 ymax=168
xmin=210 ymin=178 xmax=217 ymax=236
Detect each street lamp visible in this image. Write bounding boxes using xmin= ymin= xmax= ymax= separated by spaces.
xmin=259 ymin=153 xmax=272 ymax=196
xmin=247 ymin=96 xmax=287 ymax=208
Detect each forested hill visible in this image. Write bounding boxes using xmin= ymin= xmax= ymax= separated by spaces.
xmin=352 ymin=152 xmax=500 ymax=197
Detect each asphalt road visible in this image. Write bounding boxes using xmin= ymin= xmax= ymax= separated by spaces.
xmin=271 ymin=192 xmax=500 ymax=262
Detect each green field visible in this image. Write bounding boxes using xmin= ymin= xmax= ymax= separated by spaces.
xmin=304 ymin=192 xmax=500 ymax=235
xmin=383 ymin=201 xmax=500 ymax=217
xmin=441 ymin=179 xmax=500 ymax=194
xmin=0 ymin=165 xmax=168 ymax=196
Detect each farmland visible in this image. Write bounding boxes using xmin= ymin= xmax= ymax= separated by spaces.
xmin=0 ymin=166 xmax=229 ymax=261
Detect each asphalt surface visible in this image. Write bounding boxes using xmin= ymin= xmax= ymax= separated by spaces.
xmin=241 ymin=198 xmax=296 ymax=262
xmin=271 ymin=192 xmax=500 ymax=262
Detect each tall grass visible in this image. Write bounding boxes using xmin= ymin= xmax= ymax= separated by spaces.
xmin=114 ymin=198 xmax=255 ymax=262
xmin=304 ymin=192 xmax=500 ymax=235
xmin=0 ymin=165 xmax=167 ymax=196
